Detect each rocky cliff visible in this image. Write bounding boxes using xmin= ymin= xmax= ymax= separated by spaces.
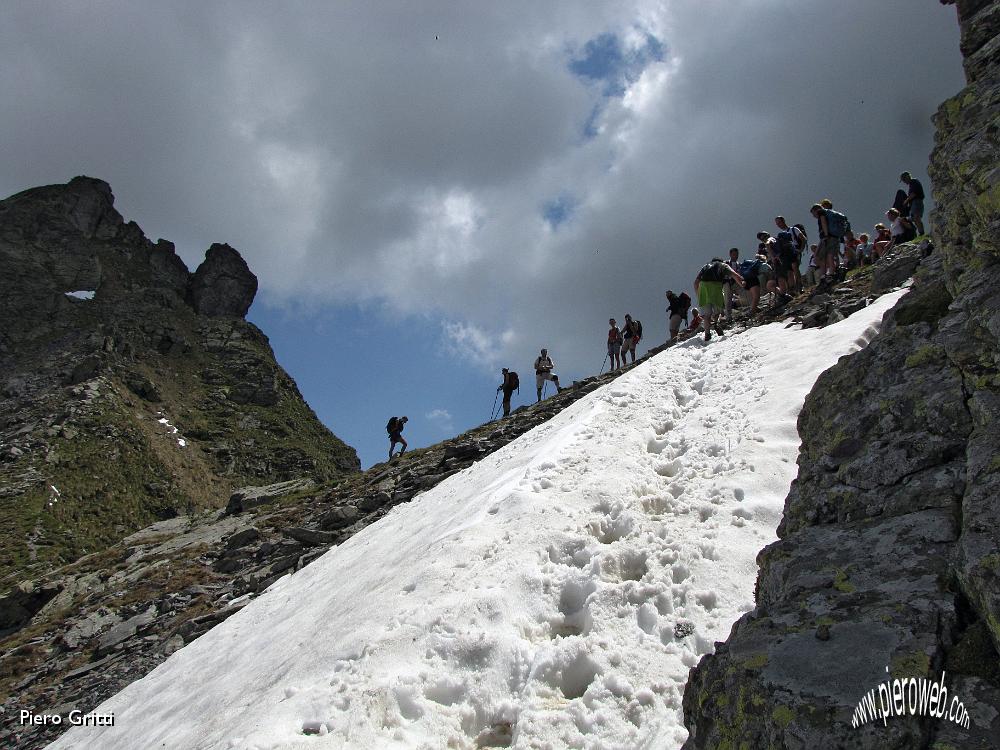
xmin=0 ymin=177 xmax=360 ymax=589
xmin=682 ymin=1 xmax=1000 ymax=748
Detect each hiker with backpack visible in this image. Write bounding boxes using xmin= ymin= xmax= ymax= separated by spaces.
xmin=738 ymin=254 xmax=773 ymax=314
xmin=534 ymin=349 xmax=561 ymax=401
xmin=757 ymin=231 xmax=792 ymax=305
xmin=496 ymin=368 xmax=519 ymax=417
xmin=607 ymin=318 xmax=623 ymax=371
xmin=386 ymin=416 xmax=409 ymax=460
xmin=900 ymin=171 xmax=925 ymax=234
xmin=810 ymin=202 xmax=851 ymax=282
xmin=775 ymin=216 xmax=806 ymax=294
xmin=621 ymin=314 xmax=642 ymax=364
xmin=694 ymin=258 xmax=744 ymax=342
xmin=756 ymin=232 xmax=782 ymax=295
xmin=666 ymin=290 xmax=691 ymax=342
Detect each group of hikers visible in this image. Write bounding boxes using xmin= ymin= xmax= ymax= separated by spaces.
xmin=671 ymin=171 xmax=926 ymax=343
xmin=386 ymin=172 xmax=926 ymax=457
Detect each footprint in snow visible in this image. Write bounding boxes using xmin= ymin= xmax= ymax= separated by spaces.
xmin=646 ymin=436 xmax=670 ymax=455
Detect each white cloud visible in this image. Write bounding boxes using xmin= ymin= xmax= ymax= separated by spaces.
xmin=424 ymin=408 xmax=454 ymax=433
xmin=0 ymin=0 xmax=965 ymax=382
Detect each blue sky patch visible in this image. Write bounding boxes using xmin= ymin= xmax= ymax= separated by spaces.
xmin=542 ymin=193 xmax=577 ymax=229
xmin=569 ymin=31 xmax=665 ymax=98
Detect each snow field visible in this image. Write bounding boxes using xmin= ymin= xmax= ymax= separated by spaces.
xmin=50 ymin=290 xmax=905 ymax=750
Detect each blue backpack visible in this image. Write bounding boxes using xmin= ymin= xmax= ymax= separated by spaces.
xmin=824 ymin=209 xmax=851 ymax=239
xmin=738 ymin=258 xmax=761 ymax=277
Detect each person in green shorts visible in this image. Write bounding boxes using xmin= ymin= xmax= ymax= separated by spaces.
xmin=694 ymin=258 xmax=744 ymax=342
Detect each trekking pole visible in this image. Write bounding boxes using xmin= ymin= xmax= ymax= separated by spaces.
xmin=599 ymin=353 xmax=608 ymax=375
xmin=491 ymin=391 xmax=499 ymax=420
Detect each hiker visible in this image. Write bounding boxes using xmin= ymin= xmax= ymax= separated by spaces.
xmin=607 ymin=318 xmax=623 ymax=371
xmin=738 ymin=254 xmax=772 ymax=314
xmin=723 ymin=247 xmax=743 ymax=322
xmin=666 ymin=290 xmax=691 ymax=342
xmin=621 ymin=314 xmax=642 ymax=364
xmin=688 ymin=307 xmax=703 ymax=333
xmin=886 ymin=208 xmax=917 ymax=250
xmin=758 ymin=230 xmax=792 ymax=302
xmin=534 ymin=349 xmax=561 ymax=401
xmin=496 ymin=367 xmax=519 ymax=417
xmin=776 ymin=217 xmax=805 ymax=293
xmin=855 ymin=233 xmax=873 ymax=266
xmin=386 ymin=416 xmax=408 ymax=460
xmin=900 ymin=171 xmax=925 ymax=234
xmin=843 ymin=232 xmax=860 ymax=269
xmin=892 ymin=188 xmax=910 ymax=217
xmin=806 ymin=244 xmax=821 ymax=286
xmin=694 ymin=258 xmax=744 ymax=341
xmin=873 ymin=223 xmax=892 ymax=261
xmin=810 ymin=203 xmax=848 ymax=281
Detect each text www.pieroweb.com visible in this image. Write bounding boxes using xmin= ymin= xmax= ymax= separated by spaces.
xmin=852 ymin=668 xmax=969 ymax=730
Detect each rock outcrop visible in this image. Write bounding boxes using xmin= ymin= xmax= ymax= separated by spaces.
xmin=187 ymin=243 xmax=258 ymax=317
xmin=0 ymin=177 xmax=360 ymax=591
xmin=682 ymin=2 xmax=1000 ymax=748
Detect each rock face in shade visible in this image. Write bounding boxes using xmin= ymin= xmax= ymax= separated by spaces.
xmin=188 ymin=243 xmax=258 ymax=318
xmin=0 ymin=177 xmax=360 ymax=594
xmin=682 ymin=2 xmax=1000 ymax=748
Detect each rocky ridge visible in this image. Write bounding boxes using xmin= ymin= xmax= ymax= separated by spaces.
xmin=0 ymin=177 xmax=359 ymax=587
xmin=681 ymin=1 xmax=1000 ymax=748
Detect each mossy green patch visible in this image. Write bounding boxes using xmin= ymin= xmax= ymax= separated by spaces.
xmin=771 ymin=705 xmax=795 ymax=729
xmin=833 ymin=568 xmax=856 ymax=594
xmin=743 ymin=653 xmax=769 ymax=670
xmin=890 ymin=650 xmax=931 ymax=678
xmin=904 ymin=344 xmax=946 ymax=368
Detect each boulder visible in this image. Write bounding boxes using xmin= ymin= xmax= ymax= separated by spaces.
xmin=226 ymin=478 xmax=314 ymax=515
xmin=0 ymin=580 xmax=64 ymax=636
xmin=318 ymin=506 xmax=360 ymax=531
xmin=187 ymin=243 xmax=258 ymax=318
xmin=283 ymin=527 xmax=339 ymax=547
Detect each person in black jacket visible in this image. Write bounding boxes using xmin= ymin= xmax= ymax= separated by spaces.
xmin=387 ymin=416 xmax=408 ymax=460
xmin=666 ymin=290 xmax=690 ymax=342
xmin=621 ymin=314 xmax=642 ymax=363
xmin=900 ymin=171 xmax=925 ymax=235
xmin=496 ymin=368 xmax=519 ymax=417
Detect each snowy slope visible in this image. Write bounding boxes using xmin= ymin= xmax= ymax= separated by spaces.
xmin=51 ymin=291 xmax=905 ymax=750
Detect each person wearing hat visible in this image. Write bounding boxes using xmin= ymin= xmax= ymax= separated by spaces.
xmin=387 ymin=415 xmax=409 ymax=460
xmin=533 ymin=349 xmax=561 ymax=401
xmin=900 ymin=171 xmax=925 ymax=235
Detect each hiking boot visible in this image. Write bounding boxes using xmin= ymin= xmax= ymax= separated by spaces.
xmin=714 ymin=321 xmax=724 ymax=336
xmin=704 ymin=329 xmax=711 ymax=342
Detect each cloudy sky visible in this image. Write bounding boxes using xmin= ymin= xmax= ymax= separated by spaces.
xmin=2 ymin=1 xmax=965 ymax=467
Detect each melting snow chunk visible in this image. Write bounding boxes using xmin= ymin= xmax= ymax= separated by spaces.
xmin=64 ymin=290 xmax=95 ymax=300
